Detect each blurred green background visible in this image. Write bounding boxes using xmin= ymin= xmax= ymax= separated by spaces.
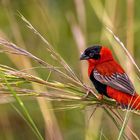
xmin=0 ymin=0 xmax=140 ymax=140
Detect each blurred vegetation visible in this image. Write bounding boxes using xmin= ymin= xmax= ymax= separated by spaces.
xmin=0 ymin=0 xmax=140 ymax=140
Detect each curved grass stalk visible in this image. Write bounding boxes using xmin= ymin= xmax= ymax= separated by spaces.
xmin=106 ymin=27 xmax=140 ymax=73
xmin=19 ymin=13 xmax=83 ymax=85
xmin=0 ymin=38 xmax=82 ymax=87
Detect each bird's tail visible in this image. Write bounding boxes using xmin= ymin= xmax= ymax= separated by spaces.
xmin=126 ymin=94 xmax=140 ymax=110
xmin=119 ymin=94 xmax=140 ymax=110
xmin=107 ymin=87 xmax=140 ymax=110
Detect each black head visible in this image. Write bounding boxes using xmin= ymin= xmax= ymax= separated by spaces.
xmin=80 ymin=45 xmax=102 ymax=60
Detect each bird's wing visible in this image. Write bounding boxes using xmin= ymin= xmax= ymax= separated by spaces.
xmin=93 ymin=69 xmax=135 ymax=95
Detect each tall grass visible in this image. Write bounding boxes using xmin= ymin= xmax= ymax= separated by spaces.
xmin=0 ymin=12 xmax=140 ymax=139
xmin=0 ymin=0 xmax=140 ymax=139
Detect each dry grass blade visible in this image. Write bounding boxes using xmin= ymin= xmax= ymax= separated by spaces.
xmin=0 ymin=36 xmax=139 ymax=117
xmin=18 ymin=12 xmax=82 ymax=85
xmin=0 ymin=38 xmax=82 ymax=86
xmin=106 ymin=27 xmax=140 ymax=73
xmin=0 ymin=59 xmax=118 ymax=110
xmin=1 ymin=27 xmax=140 ymax=117
xmin=0 ymin=36 xmax=99 ymax=102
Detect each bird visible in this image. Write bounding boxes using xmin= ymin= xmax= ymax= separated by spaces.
xmin=80 ymin=45 xmax=140 ymax=110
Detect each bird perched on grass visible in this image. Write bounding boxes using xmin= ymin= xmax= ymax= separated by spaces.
xmin=80 ymin=45 xmax=140 ymax=110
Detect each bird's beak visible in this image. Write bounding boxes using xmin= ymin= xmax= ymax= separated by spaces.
xmin=80 ymin=53 xmax=89 ymax=60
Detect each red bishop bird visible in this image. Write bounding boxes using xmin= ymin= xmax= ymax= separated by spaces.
xmin=80 ymin=45 xmax=140 ymax=110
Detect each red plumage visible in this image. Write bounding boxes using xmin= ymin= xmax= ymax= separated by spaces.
xmin=107 ymin=87 xmax=140 ymax=110
xmin=80 ymin=46 xmax=140 ymax=110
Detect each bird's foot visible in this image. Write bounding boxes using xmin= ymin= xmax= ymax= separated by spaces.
xmin=97 ymin=94 xmax=103 ymax=100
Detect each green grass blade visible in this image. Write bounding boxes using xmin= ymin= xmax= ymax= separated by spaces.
xmin=117 ymin=110 xmax=130 ymax=140
xmin=103 ymin=108 xmax=128 ymax=140
xmin=104 ymin=108 xmax=120 ymax=130
xmin=5 ymin=77 xmax=44 ymax=140
xmin=10 ymin=104 xmax=41 ymax=138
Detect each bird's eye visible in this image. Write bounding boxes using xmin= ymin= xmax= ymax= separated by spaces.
xmin=89 ymin=52 xmax=94 ymax=57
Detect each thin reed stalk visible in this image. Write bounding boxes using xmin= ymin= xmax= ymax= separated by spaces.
xmin=0 ymin=12 xmax=140 ymax=139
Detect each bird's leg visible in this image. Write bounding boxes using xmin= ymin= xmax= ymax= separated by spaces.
xmin=97 ymin=94 xmax=103 ymax=100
